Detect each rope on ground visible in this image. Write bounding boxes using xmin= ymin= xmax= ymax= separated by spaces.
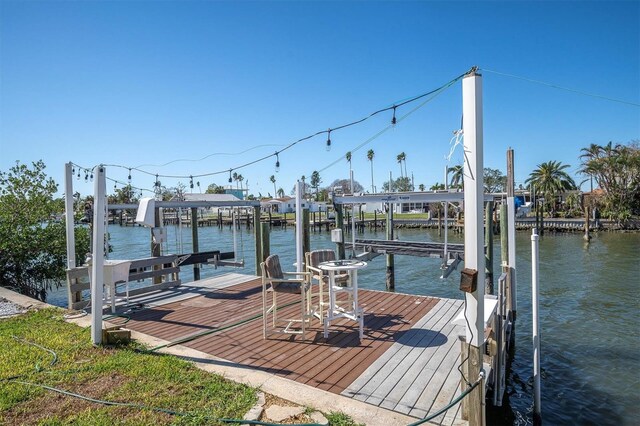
xmin=10 ymin=380 xmax=324 ymax=426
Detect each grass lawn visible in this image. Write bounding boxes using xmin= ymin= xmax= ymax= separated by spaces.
xmin=0 ymin=308 xmax=363 ymax=426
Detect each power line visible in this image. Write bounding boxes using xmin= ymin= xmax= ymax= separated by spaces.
xmin=481 ymin=68 xmax=640 ymax=107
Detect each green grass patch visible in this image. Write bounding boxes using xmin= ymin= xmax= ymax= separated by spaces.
xmin=0 ymin=308 xmax=256 ymax=425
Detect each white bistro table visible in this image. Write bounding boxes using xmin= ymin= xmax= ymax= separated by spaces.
xmin=318 ymin=259 xmax=367 ymax=339
xmin=103 ymin=260 xmax=132 ymax=313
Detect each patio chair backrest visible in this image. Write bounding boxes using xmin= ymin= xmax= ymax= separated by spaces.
xmin=308 ymin=249 xmax=336 ymax=268
xmin=263 ymin=254 xmax=284 ymax=279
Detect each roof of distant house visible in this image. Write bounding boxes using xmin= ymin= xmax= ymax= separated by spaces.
xmin=176 ymin=193 xmax=241 ymax=202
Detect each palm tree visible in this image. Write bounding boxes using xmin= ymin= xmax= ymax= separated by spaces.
xmin=418 ymin=183 xmax=425 ymax=192
xmin=367 ymin=149 xmax=375 ymax=193
xmin=396 ymin=152 xmax=405 ymax=178
xmin=232 ymin=172 xmax=239 ymax=189
xmin=448 ymin=165 xmax=464 ymax=189
xmin=237 ymin=174 xmax=244 ymax=191
xmin=277 ymin=187 xmax=285 ymax=198
xmin=269 ymin=175 xmax=277 ymax=198
xmin=525 ymin=160 xmax=577 ymax=216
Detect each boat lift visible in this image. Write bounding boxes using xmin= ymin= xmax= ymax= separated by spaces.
xmin=334 ymin=190 xmax=499 ymax=278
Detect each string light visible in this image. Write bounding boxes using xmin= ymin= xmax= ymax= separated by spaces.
xmin=71 ymin=70 xmax=470 ymax=185
xmin=228 ymin=170 xmax=233 ymax=183
xmin=90 ymin=172 xmax=94 ymax=181
xmin=189 ymin=175 xmax=194 ymax=189
xmin=391 ymin=106 xmax=397 ymax=125
xmin=128 ymin=168 xmax=132 ymax=182
xmin=155 ymin=174 xmax=159 ymax=188
xmin=275 ymin=152 xmax=280 ymax=172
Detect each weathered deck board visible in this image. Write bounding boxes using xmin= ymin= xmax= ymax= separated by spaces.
xmin=118 ymin=275 xmax=466 ymax=423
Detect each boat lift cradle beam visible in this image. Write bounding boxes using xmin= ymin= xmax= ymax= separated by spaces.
xmin=333 ymin=191 xmax=499 ymax=205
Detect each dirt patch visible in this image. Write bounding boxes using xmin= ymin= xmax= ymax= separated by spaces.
xmin=1 ymin=373 xmax=142 ymax=426
xmin=261 ymin=393 xmax=317 ymax=424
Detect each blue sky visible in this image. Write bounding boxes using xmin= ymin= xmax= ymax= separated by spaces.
xmin=1 ymin=1 xmax=638 ymax=198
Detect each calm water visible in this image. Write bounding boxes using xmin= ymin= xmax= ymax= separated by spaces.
xmin=48 ymin=224 xmax=640 ymax=425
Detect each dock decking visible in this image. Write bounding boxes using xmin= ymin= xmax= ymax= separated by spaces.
xmin=112 ymin=273 xmax=467 ymax=425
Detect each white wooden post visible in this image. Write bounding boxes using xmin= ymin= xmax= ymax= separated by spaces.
xmin=64 ymin=163 xmax=76 ymax=269
xmin=350 ymin=170 xmax=356 ymax=257
xmin=507 ymin=149 xmax=517 ymax=315
xmin=295 ymin=180 xmax=303 ymax=272
xmin=463 ymin=71 xmax=485 ymax=347
xmin=91 ymin=165 xmax=107 ymax=345
xmin=531 ymin=227 xmax=542 ymax=423
xmin=462 ymin=70 xmax=486 ymax=426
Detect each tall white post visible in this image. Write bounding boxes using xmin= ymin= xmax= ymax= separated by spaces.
xmin=531 ymin=228 xmax=542 ymax=423
xmin=295 ymin=180 xmax=303 ymax=272
xmin=507 ymin=149 xmax=518 ymax=315
xmin=462 ymin=71 xmax=485 ymax=347
xmin=350 ymin=170 xmax=356 ymax=258
xmin=64 ymin=163 xmax=76 ymax=269
xmin=91 ymin=165 xmax=107 ymax=345
xmin=462 ymin=68 xmax=485 ymax=426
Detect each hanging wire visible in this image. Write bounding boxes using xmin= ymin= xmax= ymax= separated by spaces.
xmin=89 ymin=68 xmax=473 ymax=181
xmin=481 ymin=68 xmax=640 ymax=107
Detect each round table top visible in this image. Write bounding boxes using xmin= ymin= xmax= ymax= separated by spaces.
xmin=318 ymin=259 xmax=367 ymax=271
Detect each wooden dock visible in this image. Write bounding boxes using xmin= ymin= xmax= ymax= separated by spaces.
xmin=110 ymin=273 xmax=468 ymax=425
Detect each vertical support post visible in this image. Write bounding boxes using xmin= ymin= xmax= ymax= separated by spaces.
xmin=254 ymin=206 xmax=262 ymax=276
xmin=191 ymin=207 xmax=200 ymax=281
xmin=531 ymin=228 xmax=542 ymax=425
xmin=152 ymin=208 xmax=162 ymax=283
xmin=386 ymin=201 xmax=395 ymax=291
xmin=462 ymin=70 xmax=485 ymax=426
xmin=506 ymin=148 xmax=517 ymax=317
xmin=260 ymin=222 xmax=270 ymax=267
xmin=350 ymin=170 xmax=356 ymax=258
xmin=583 ymin=206 xmax=591 ymax=242
xmin=444 ymin=165 xmax=449 ymax=258
xmin=91 ymin=165 xmax=106 ymax=345
xmin=64 ymin=163 xmax=76 ymax=270
xmin=500 ymin=203 xmax=512 ymax=314
xmin=335 ymin=204 xmax=345 ymax=259
xmin=232 ymin=208 xmax=238 ymax=261
xmin=302 ymin=209 xmax=310 ymax=257
xmin=295 ymin=181 xmax=303 ymax=272
xmin=485 ymin=201 xmax=494 ymax=295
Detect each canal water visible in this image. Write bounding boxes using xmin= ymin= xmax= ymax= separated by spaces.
xmin=47 ymin=224 xmax=640 ymax=425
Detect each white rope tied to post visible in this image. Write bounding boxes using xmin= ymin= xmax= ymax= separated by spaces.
xmin=446 ymin=129 xmax=464 ymax=161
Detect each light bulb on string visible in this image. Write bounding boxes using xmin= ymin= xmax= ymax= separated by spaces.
xmin=275 ymin=152 xmax=280 ymax=172
xmin=197 ymin=181 xmax=200 ymax=190
xmin=391 ymin=106 xmax=397 ymax=125
xmin=84 ymin=172 xmax=88 ymax=182
xmin=90 ymin=173 xmax=94 ymax=182
xmin=128 ymin=168 xmax=132 ymax=182
xmin=190 ymin=175 xmax=194 ymax=189
xmin=228 ymin=170 xmax=233 ymax=183
xmin=326 ymin=129 xmax=332 ymax=152
xmin=155 ymin=174 xmax=160 ymax=188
